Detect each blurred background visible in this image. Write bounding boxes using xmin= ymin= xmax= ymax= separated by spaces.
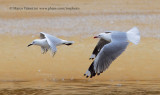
xmin=0 ymin=0 xmax=160 ymax=94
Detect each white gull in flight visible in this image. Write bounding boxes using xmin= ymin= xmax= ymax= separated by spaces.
xmin=84 ymin=27 xmax=140 ymax=78
xmin=28 ymin=32 xmax=74 ymax=56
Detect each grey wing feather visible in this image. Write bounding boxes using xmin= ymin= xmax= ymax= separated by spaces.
xmin=48 ymin=42 xmax=57 ymax=56
xmin=40 ymin=32 xmax=45 ymax=39
xmin=40 ymin=32 xmax=57 ymax=56
xmin=94 ymin=41 xmax=129 ymax=74
xmin=45 ymin=36 xmax=57 ymax=56
xmin=40 ymin=32 xmax=61 ymax=44
xmin=85 ymin=31 xmax=130 ymax=78
xmin=85 ymin=41 xmax=129 ymax=78
xmin=90 ymin=39 xmax=110 ymax=59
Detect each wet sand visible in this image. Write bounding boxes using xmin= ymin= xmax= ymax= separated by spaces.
xmin=0 ymin=0 xmax=160 ymax=94
xmin=0 ymin=80 xmax=160 ymax=95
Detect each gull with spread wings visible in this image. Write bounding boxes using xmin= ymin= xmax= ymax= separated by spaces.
xmin=84 ymin=27 xmax=140 ymax=78
xmin=28 ymin=32 xmax=74 ymax=56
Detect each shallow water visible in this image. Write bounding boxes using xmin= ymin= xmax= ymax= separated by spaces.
xmin=0 ymin=80 xmax=160 ymax=95
xmin=0 ymin=0 xmax=160 ymax=94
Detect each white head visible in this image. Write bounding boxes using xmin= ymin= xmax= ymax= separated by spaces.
xmin=94 ymin=32 xmax=111 ymax=41
xmin=27 ymin=39 xmax=41 ymax=47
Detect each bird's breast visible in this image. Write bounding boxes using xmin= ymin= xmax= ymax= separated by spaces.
xmin=42 ymin=40 xmax=50 ymax=48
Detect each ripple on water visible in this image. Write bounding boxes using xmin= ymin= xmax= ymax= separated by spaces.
xmin=0 ymin=80 xmax=160 ymax=95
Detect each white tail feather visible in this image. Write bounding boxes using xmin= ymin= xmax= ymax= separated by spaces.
xmin=127 ymin=27 xmax=140 ymax=45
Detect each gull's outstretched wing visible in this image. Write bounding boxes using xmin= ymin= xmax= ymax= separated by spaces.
xmin=40 ymin=32 xmax=57 ymax=56
xmin=40 ymin=32 xmax=45 ymax=39
xmin=90 ymin=39 xmax=110 ymax=60
xmin=85 ymin=30 xmax=140 ymax=78
xmin=85 ymin=41 xmax=129 ymax=78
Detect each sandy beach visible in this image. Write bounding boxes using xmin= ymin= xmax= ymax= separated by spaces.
xmin=0 ymin=0 xmax=160 ymax=94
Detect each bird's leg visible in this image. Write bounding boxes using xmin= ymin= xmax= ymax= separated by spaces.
xmin=41 ymin=47 xmax=46 ymax=54
xmin=41 ymin=50 xmax=45 ymax=54
xmin=51 ymin=52 xmax=56 ymax=57
xmin=45 ymin=48 xmax=48 ymax=53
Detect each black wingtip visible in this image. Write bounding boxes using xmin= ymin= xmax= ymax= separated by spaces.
xmin=65 ymin=43 xmax=72 ymax=46
xmin=87 ymin=61 xmax=96 ymax=78
xmin=89 ymin=58 xmax=94 ymax=60
xmin=97 ymin=73 xmax=100 ymax=76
